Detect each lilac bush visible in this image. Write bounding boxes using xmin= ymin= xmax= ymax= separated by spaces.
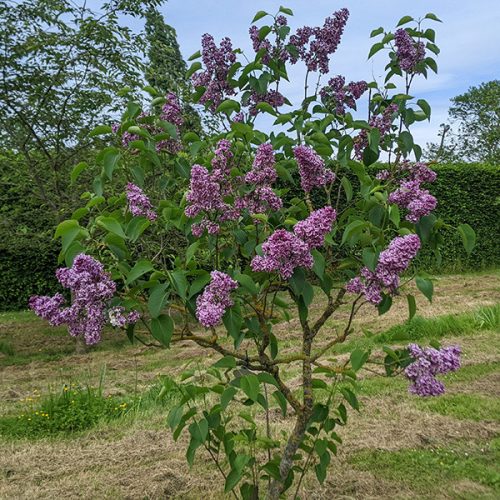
xmin=33 ymin=6 xmax=476 ymax=499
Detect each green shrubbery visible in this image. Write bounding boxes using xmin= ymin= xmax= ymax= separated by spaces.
xmin=1 ymin=161 xmax=498 ymax=311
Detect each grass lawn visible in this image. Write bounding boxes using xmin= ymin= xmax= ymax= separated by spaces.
xmin=0 ymin=271 xmax=499 ymax=498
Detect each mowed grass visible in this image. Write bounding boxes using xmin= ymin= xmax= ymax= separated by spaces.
xmin=0 ymin=271 xmax=499 ymax=499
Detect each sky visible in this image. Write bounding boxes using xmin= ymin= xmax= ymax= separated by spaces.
xmin=126 ymin=0 xmax=500 ymax=147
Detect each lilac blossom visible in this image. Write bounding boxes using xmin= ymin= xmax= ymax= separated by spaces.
xmin=405 ymin=344 xmax=461 ymax=396
xmin=185 ymin=142 xmax=239 ymax=237
xmin=289 ymin=9 xmax=349 ymax=74
xmin=354 ymin=104 xmax=398 ymax=160
xmin=192 ymin=34 xmax=236 ymax=110
xmin=293 ymin=206 xmax=337 ymax=249
xmin=245 ymin=144 xmax=277 ymax=185
xmin=251 ymin=229 xmax=314 ymax=280
xmin=320 ymin=75 xmax=368 ymax=115
xmin=394 ymin=29 xmax=426 ymax=73
xmin=293 ymin=145 xmax=335 ymax=193
xmin=346 ymin=234 xmax=421 ymax=304
xmin=249 ymin=16 xmax=289 ymax=64
xmin=196 ymin=271 xmax=238 ymax=327
xmin=126 ymin=183 xmax=157 ymax=221
xmin=108 ymin=307 xmax=141 ymax=328
xmin=237 ymin=143 xmax=282 ymax=215
xmin=388 ymin=162 xmax=437 ymax=222
xmin=247 ymin=90 xmax=286 ymax=116
xmin=29 ymin=254 xmax=129 ymax=345
xmin=160 ymin=92 xmax=184 ymax=127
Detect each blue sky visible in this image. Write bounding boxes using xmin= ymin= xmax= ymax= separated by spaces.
xmin=128 ymin=0 xmax=500 ymax=147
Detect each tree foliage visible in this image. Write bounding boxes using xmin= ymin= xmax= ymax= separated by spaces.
xmin=426 ymin=80 xmax=500 ymax=163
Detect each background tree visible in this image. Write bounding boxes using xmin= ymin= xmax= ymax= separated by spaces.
xmin=426 ymin=80 xmax=500 ymax=163
xmin=144 ymin=6 xmax=202 ymax=134
xmin=0 ymin=0 xmax=162 ymax=216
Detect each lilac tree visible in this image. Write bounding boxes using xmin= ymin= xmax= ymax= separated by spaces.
xmin=30 ymin=7 xmax=474 ymax=498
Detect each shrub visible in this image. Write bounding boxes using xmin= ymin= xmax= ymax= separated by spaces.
xmin=24 ymin=6 xmax=474 ymax=498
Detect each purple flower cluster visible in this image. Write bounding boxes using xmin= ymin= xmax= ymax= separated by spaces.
xmin=29 ymin=254 xmax=138 ymax=345
xmin=196 ymin=271 xmax=238 ymax=327
xmin=388 ymin=162 xmax=437 ymax=223
xmin=108 ymin=307 xmax=141 ymax=328
xmin=354 ymin=104 xmax=398 ymax=159
xmin=211 ymin=139 xmax=233 ymax=180
xmin=247 ymin=90 xmax=286 ymax=116
xmin=185 ymin=140 xmax=239 ymax=237
xmin=249 ymin=17 xmax=289 ymax=65
xmin=405 ymin=344 xmax=461 ymax=396
xmin=320 ymin=75 xmax=368 ymax=115
xmin=251 ymin=229 xmax=314 ymax=280
xmin=252 ymin=205 xmax=336 ymax=279
xmin=289 ymin=9 xmax=349 ymax=74
xmin=237 ymin=143 xmax=282 ymax=215
xmin=126 ymin=183 xmax=157 ymax=221
xmin=161 ymin=92 xmax=184 ymax=127
xmin=112 ymin=122 xmax=139 ymax=148
xmin=346 ymin=234 xmax=421 ymax=304
xmin=113 ymin=96 xmax=183 ymax=155
xmin=293 ymin=145 xmax=335 ymax=193
xmin=394 ymin=29 xmax=426 ymax=73
xmin=293 ymin=206 xmax=337 ymax=249
xmin=245 ymin=144 xmax=277 ymax=185
xmin=192 ymin=34 xmax=236 ymax=110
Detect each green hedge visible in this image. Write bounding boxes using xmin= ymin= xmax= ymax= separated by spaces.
xmin=0 ymin=237 xmax=62 ymax=311
xmin=0 ymin=163 xmax=498 ymax=311
xmin=417 ymin=163 xmax=500 ymax=271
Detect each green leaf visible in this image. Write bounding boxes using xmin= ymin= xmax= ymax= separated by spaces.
xmin=368 ymin=42 xmax=384 ymax=59
xmin=370 ymin=27 xmax=384 ymax=38
xmin=89 ymin=125 xmax=112 ymax=137
xmin=188 ymin=272 xmax=211 ymax=298
xmin=416 ymin=276 xmax=434 ymax=303
xmin=235 ymin=273 xmax=257 ymax=295
xmin=148 ymin=283 xmax=170 ymax=318
xmin=102 ymin=149 xmax=120 ymax=180
xmin=378 ymin=294 xmax=393 ymax=315
xmin=252 ymin=10 xmax=268 ymax=22
xmin=215 ymin=99 xmax=241 ymax=114
xmin=225 ymin=469 xmax=244 ymax=493
xmin=150 ymin=314 xmax=174 ymax=347
xmin=170 ymin=270 xmax=188 ymax=299
xmin=96 ymin=216 xmax=127 ymax=239
xmin=186 ymin=61 xmax=202 ymax=78
xmin=188 ymin=50 xmax=201 ymax=61
xmin=126 ymin=259 xmax=154 ymax=284
xmin=426 ymin=57 xmax=438 ymax=73
xmin=397 ymin=15 xmax=414 ymax=27
xmin=341 ymin=220 xmax=367 ymax=246
xmin=424 ymin=12 xmax=442 ymax=22
xmin=399 ymin=130 xmax=414 ymax=152
xmin=312 ymin=249 xmax=325 ymax=280
xmin=213 ymin=356 xmax=236 ymax=369
xmin=457 ymin=224 xmax=476 ymax=255
xmin=407 ymin=294 xmax=417 ymax=320
xmin=221 ymin=386 xmax=237 ymax=410
xmin=240 ymin=374 xmax=260 ymax=402
xmin=71 ymin=162 xmax=87 ymax=184
xmin=417 ymin=99 xmax=431 ymax=120
xmin=350 ymin=348 xmax=369 ymax=371
xmin=126 ymin=217 xmax=150 ymax=242
xmin=186 ymin=241 xmax=200 ymax=264
xmin=54 ymin=219 xmax=80 ymax=239
xmin=341 ymin=176 xmax=353 ymax=202
xmin=278 ymin=6 xmax=293 ymax=15
xmin=272 ymin=390 xmax=287 ymax=416
xmin=223 ymin=305 xmax=243 ymax=344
